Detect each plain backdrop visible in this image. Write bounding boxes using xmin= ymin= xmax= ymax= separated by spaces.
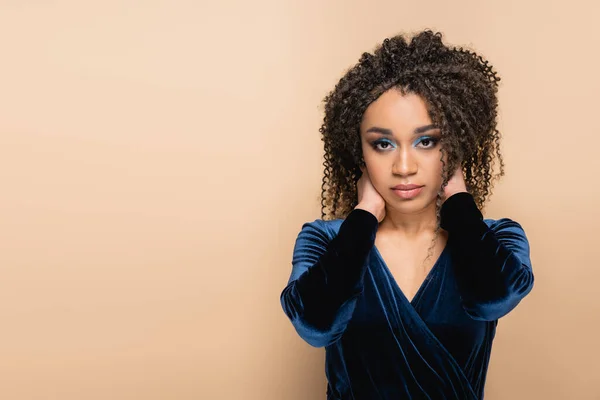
xmin=1 ymin=0 xmax=599 ymax=399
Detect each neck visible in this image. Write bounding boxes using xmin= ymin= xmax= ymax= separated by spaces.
xmin=379 ymin=202 xmax=439 ymax=240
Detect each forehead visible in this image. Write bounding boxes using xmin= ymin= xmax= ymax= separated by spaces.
xmin=360 ymin=89 xmax=432 ymax=132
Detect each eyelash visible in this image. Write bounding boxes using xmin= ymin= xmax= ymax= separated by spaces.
xmin=371 ymin=137 xmax=439 ymax=152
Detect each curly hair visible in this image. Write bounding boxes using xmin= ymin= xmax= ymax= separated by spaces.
xmin=318 ymin=30 xmax=504 ymax=265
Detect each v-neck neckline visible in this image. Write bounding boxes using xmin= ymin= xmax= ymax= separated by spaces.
xmin=372 ymin=241 xmax=449 ymax=307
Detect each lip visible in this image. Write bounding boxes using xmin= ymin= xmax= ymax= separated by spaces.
xmin=392 ymin=184 xmax=424 ymax=190
xmin=391 ymin=186 xmax=424 ymax=199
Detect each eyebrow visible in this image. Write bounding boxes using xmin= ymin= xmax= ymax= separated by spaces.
xmin=365 ymin=124 xmax=439 ymax=136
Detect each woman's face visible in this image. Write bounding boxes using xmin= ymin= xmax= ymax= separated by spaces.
xmin=359 ymin=88 xmax=447 ymax=210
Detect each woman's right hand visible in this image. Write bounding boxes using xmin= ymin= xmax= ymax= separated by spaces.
xmin=355 ymin=165 xmax=386 ymax=223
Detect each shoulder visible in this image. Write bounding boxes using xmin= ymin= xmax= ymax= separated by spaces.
xmin=305 ymin=217 xmax=527 ymax=234
xmin=482 ymin=216 xmax=531 ymax=257
xmin=483 ymin=217 xmax=528 ymax=235
xmin=300 ymin=217 xmax=528 ymax=242
xmin=298 ymin=217 xmax=344 ymax=241
xmin=290 ymin=218 xmax=345 ymax=270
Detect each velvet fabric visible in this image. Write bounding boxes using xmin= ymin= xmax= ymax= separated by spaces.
xmin=280 ymin=192 xmax=534 ymax=399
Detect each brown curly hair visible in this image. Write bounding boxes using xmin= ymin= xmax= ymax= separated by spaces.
xmin=318 ymin=30 xmax=504 ymax=265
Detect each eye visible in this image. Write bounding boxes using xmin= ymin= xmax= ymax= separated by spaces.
xmin=371 ymin=139 xmax=395 ymax=151
xmin=418 ymin=137 xmax=439 ymax=149
xmin=371 ymin=137 xmax=439 ymax=152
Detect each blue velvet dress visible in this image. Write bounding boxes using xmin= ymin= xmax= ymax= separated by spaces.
xmin=280 ymin=193 xmax=534 ymax=399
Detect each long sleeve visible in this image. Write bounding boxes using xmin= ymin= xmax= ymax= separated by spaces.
xmin=440 ymin=192 xmax=534 ymax=321
xmin=280 ymin=208 xmax=378 ymax=348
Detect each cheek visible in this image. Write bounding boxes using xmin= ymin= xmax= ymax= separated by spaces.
xmin=424 ymin=160 xmax=445 ymax=192
xmin=366 ymin=165 xmax=385 ymax=185
xmin=433 ymin=153 xmax=445 ymax=175
xmin=364 ymin=165 xmax=389 ymax=192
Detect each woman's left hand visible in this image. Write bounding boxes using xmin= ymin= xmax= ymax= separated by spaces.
xmin=441 ymin=165 xmax=469 ymax=205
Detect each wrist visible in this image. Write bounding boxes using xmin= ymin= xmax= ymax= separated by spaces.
xmin=354 ymin=203 xmax=380 ymax=220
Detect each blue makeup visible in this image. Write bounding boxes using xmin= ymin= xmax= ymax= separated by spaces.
xmin=371 ymin=136 xmax=439 ymax=152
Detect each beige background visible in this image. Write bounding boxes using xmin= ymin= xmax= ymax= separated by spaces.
xmin=0 ymin=0 xmax=598 ymax=399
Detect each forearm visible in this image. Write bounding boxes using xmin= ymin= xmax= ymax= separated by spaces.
xmin=440 ymin=192 xmax=534 ymax=321
xmin=280 ymin=208 xmax=378 ymax=347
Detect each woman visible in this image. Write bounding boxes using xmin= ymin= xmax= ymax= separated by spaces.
xmin=280 ymin=30 xmax=534 ymax=399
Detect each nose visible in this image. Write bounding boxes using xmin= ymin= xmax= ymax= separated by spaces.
xmin=392 ymin=147 xmax=418 ymax=176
